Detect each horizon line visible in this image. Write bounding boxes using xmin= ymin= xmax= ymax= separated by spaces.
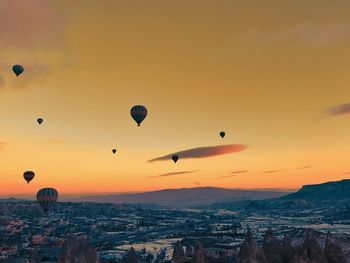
xmin=0 ymin=186 xmax=297 ymax=198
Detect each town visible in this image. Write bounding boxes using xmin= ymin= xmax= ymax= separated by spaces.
xmin=1 ymin=200 xmax=350 ymax=262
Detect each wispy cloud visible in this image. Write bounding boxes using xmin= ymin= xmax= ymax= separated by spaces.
xmin=147 ymin=170 xmax=199 ymax=179
xmin=325 ymin=103 xmax=350 ymax=117
xmin=297 ymin=166 xmax=312 ymax=170
xmin=231 ymin=170 xmax=248 ymax=174
xmin=293 ymin=23 xmax=350 ymax=46
xmin=0 ymin=1 xmax=74 ymax=90
xmin=193 ymin=182 xmax=201 ymax=186
xmin=0 ymin=1 xmax=60 ymax=49
xmin=148 ymin=144 xmax=247 ymax=163
xmin=341 ymin=172 xmax=350 ymax=175
xmin=237 ymin=22 xmax=350 ymax=48
xmin=219 ymin=170 xmax=248 ymax=178
xmin=262 ymin=170 xmax=281 ymax=174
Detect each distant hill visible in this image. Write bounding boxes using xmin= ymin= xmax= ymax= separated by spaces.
xmin=209 ymin=179 xmax=350 ymax=211
xmin=281 ymin=179 xmax=350 ymax=201
xmin=70 ymin=187 xmax=288 ymax=208
xmin=0 ymin=197 xmax=28 ymax=203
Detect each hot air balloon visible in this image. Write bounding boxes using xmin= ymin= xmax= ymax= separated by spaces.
xmin=172 ymin=155 xmax=179 ymax=163
xmin=220 ymin=131 xmax=225 ymax=138
xmin=12 ymin=64 xmax=24 ymax=77
xmin=23 ymin=171 xmax=35 ymax=184
xmin=36 ymin=188 xmax=58 ymax=213
xmin=112 ymin=149 xmax=117 ymax=154
xmin=37 ymin=118 xmax=43 ymax=125
xmin=130 ymin=105 xmax=147 ymax=126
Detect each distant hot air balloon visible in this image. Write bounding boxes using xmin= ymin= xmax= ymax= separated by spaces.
xmin=112 ymin=149 xmax=117 ymax=154
xmin=23 ymin=171 xmax=35 ymax=184
xmin=37 ymin=118 xmax=43 ymax=125
xmin=172 ymin=155 xmax=179 ymax=163
xmin=12 ymin=64 xmax=24 ymax=77
xmin=130 ymin=105 xmax=147 ymax=126
xmin=220 ymin=131 xmax=226 ymax=138
xmin=36 ymin=188 xmax=58 ymax=213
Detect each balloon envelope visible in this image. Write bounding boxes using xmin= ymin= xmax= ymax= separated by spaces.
xmin=23 ymin=171 xmax=35 ymax=184
xmin=12 ymin=64 xmax=24 ymax=77
xmin=112 ymin=149 xmax=117 ymax=154
xmin=37 ymin=118 xmax=43 ymax=125
xmin=36 ymin=188 xmax=58 ymax=212
xmin=172 ymin=155 xmax=179 ymax=163
xmin=220 ymin=131 xmax=226 ymax=138
xmin=130 ymin=105 xmax=147 ymax=126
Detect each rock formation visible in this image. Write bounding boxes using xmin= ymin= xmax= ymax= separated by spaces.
xmin=171 ymin=228 xmax=348 ymax=263
xmin=186 ymin=244 xmax=194 ymax=257
xmin=324 ymin=231 xmax=346 ymax=263
xmin=58 ymin=235 xmax=100 ymax=263
xmin=172 ymin=240 xmax=186 ymax=263
xmin=192 ymin=241 xmax=208 ymax=263
xmin=236 ymin=228 xmax=266 ymax=263
xmin=298 ymin=229 xmax=327 ymax=263
xmin=125 ymin=247 xmax=142 ymax=263
xmin=262 ymin=228 xmax=282 ymax=263
xmin=281 ymin=235 xmax=299 ymax=263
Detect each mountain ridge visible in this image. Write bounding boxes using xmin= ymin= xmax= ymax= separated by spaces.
xmin=281 ymin=179 xmax=350 ymax=201
xmin=68 ymin=186 xmax=288 ymax=208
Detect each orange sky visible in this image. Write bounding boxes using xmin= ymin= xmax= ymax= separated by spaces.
xmin=1 ymin=0 xmax=350 ymax=196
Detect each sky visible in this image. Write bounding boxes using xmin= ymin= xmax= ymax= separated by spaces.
xmin=1 ymin=0 xmax=350 ymax=196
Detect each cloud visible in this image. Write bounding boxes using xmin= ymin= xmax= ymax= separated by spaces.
xmin=219 ymin=170 xmax=248 ymax=178
xmin=148 ymin=144 xmax=247 ymax=163
xmin=293 ymin=23 xmax=350 ymax=46
xmin=297 ymin=166 xmax=312 ymax=170
xmin=147 ymin=170 xmax=199 ymax=179
xmin=231 ymin=170 xmax=248 ymax=174
xmin=325 ymin=103 xmax=350 ymax=117
xmin=262 ymin=170 xmax=281 ymax=174
xmin=0 ymin=61 xmax=53 ymax=90
xmin=236 ymin=22 xmax=350 ymax=49
xmin=0 ymin=1 xmax=60 ymax=49
xmin=193 ymin=182 xmax=201 ymax=186
xmin=341 ymin=172 xmax=350 ymax=175
xmin=0 ymin=1 xmax=75 ymax=90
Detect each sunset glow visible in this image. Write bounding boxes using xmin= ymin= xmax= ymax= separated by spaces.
xmin=1 ymin=0 xmax=350 ymax=196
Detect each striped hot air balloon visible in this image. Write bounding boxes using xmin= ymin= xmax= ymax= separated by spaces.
xmin=23 ymin=171 xmax=35 ymax=184
xmin=130 ymin=105 xmax=147 ymax=126
xmin=36 ymin=188 xmax=58 ymax=212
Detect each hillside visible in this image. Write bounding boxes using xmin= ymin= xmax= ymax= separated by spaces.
xmin=70 ymin=187 xmax=287 ymax=208
xmin=281 ymin=179 xmax=350 ymax=201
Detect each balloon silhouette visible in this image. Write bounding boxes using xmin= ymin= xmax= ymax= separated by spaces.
xmin=220 ymin=131 xmax=226 ymax=138
xmin=130 ymin=105 xmax=147 ymax=126
xmin=23 ymin=171 xmax=35 ymax=184
xmin=37 ymin=118 xmax=43 ymax=125
xmin=112 ymin=149 xmax=117 ymax=154
xmin=12 ymin=65 xmax=24 ymax=77
xmin=36 ymin=188 xmax=58 ymax=213
xmin=172 ymin=155 xmax=179 ymax=163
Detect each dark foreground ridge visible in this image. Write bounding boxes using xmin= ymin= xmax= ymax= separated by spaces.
xmin=57 ymin=228 xmax=348 ymax=263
